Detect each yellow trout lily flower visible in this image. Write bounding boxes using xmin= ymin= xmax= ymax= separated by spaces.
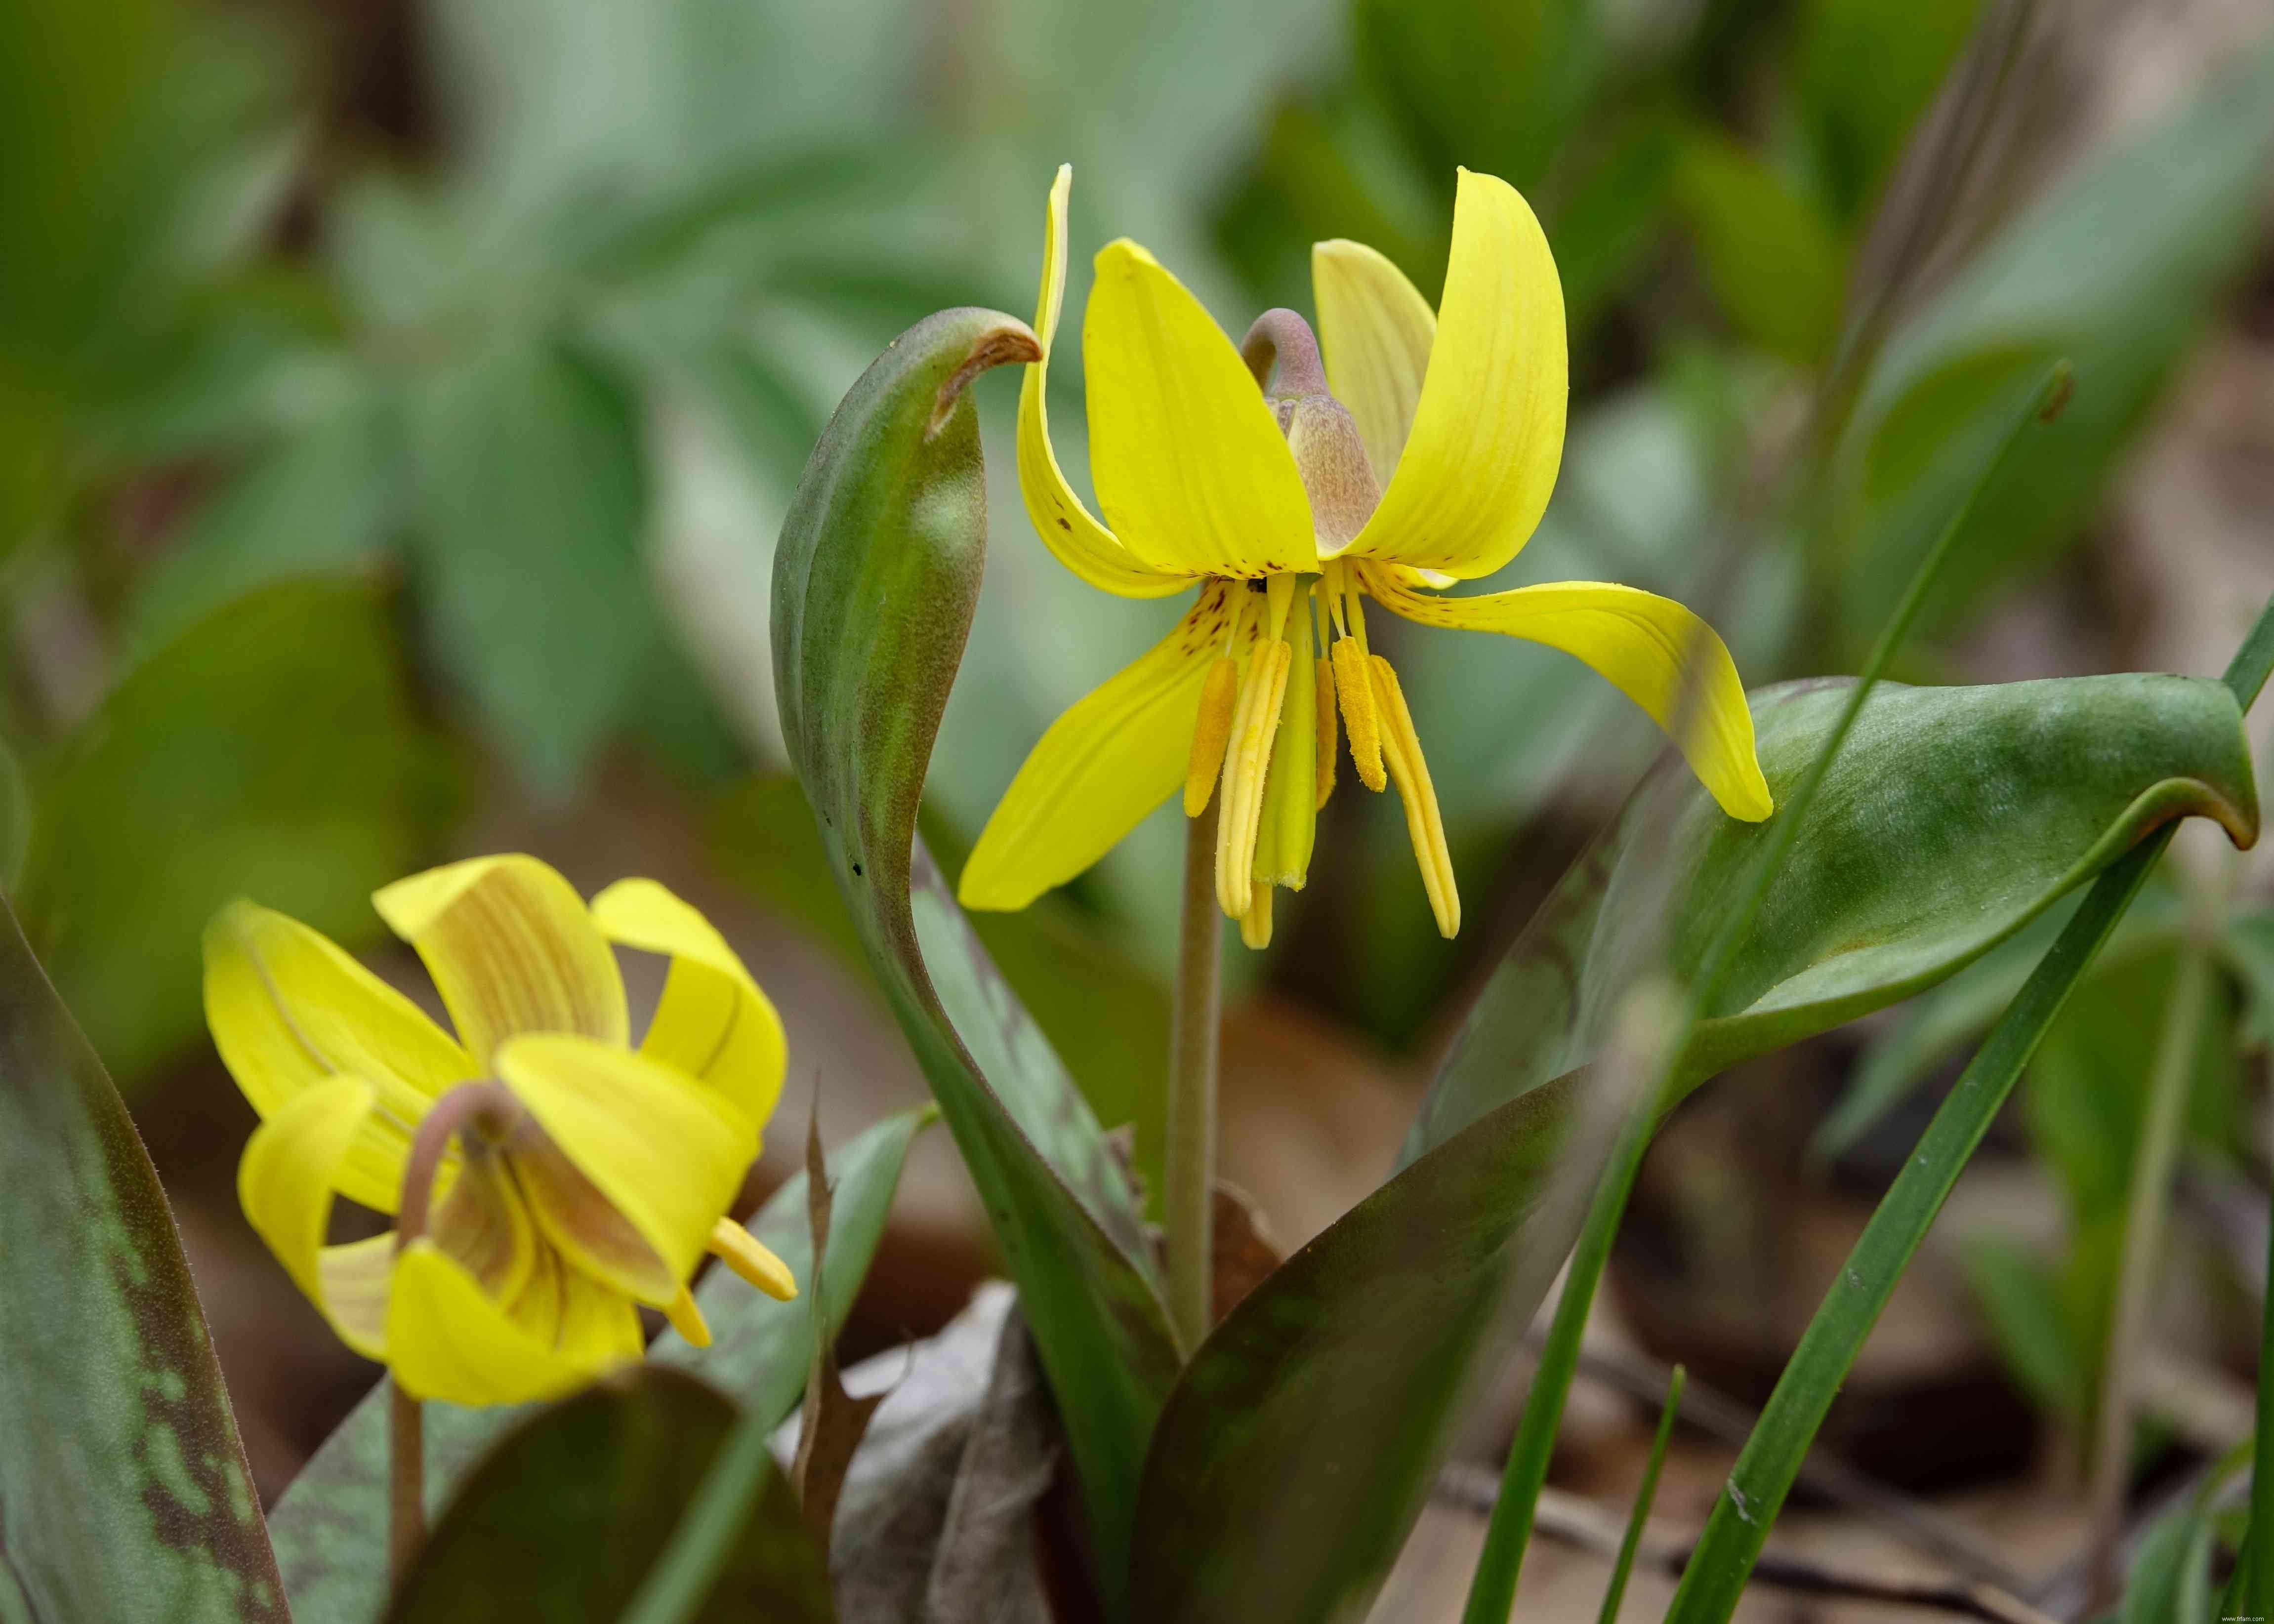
xmin=205 ymin=854 xmax=796 ymax=1407
xmin=958 ymin=164 xmax=1773 ymax=946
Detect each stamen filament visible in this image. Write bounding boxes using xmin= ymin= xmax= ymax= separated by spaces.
xmin=1368 ymin=653 xmax=1459 ymax=937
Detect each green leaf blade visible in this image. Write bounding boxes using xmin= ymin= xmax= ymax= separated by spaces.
xmin=0 ymin=896 xmax=287 ymax=1623
xmin=382 ymin=1369 xmax=831 ymax=1624
xmin=769 ymin=306 xmax=1180 ymax=1603
xmin=1133 ymin=671 xmax=2258 ymax=1624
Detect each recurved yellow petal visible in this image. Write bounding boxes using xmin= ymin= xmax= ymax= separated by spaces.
xmin=1347 ymin=169 xmax=1566 ymax=578
xmin=1367 ymin=570 xmax=1773 ymax=822
xmin=1019 ymin=166 xmax=1196 ymax=599
xmin=204 ymin=901 xmax=473 ymax=1212
xmin=495 ymin=1032 xmax=757 ymax=1287
xmin=589 ymin=878 xmax=787 ymax=1128
xmin=1313 ymin=238 xmax=1437 ymax=485
xmin=238 ymin=1075 xmax=375 ymax=1307
xmin=373 ymin=855 xmax=629 ymax=1065
xmin=960 ymin=581 xmax=1237 ymax=911
xmin=1085 ymin=241 xmax=1316 ymax=577
xmin=385 ymin=1238 xmax=640 ymax=1406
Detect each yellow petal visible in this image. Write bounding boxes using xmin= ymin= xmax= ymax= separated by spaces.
xmin=316 ymin=1235 xmax=392 ymax=1359
xmin=385 ymin=1238 xmax=640 ymax=1406
xmin=710 ymin=1218 xmax=799 ymax=1300
xmin=589 ymin=878 xmax=787 ymax=1129
xmin=1019 ymin=167 xmax=1198 ymax=599
xmin=238 ymin=1075 xmax=375 ymax=1307
xmin=373 ymin=855 xmax=629 ymax=1066
xmin=1084 ymin=240 xmax=1316 ymax=577
xmin=1367 ymin=569 xmax=1773 ymax=822
xmin=961 ymin=581 xmax=1238 ymax=911
xmin=237 ymin=1084 xmax=393 ymax=1360
xmin=1312 ymin=238 xmax=1437 ymax=485
xmin=1346 ymin=170 xmax=1566 ymax=578
xmin=495 ymin=1032 xmax=757 ymax=1287
xmin=204 ymin=901 xmax=474 ymax=1213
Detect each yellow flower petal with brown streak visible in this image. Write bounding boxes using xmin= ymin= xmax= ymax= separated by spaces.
xmin=1085 ymin=241 xmax=1318 ymax=578
xmin=1019 ymin=166 xmax=1198 ymax=599
xmin=495 ymin=1032 xmax=757 ymax=1288
xmin=385 ymin=1238 xmax=640 ymax=1406
xmin=1312 ymin=237 xmax=1436 ymax=485
xmin=1365 ymin=568 xmax=1773 ymax=822
xmin=589 ymin=878 xmax=787 ymax=1128
xmin=1343 ymin=169 xmax=1567 ymax=578
xmin=961 ymin=581 xmax=1237 ymax=911
xmin=204 ymin=900 xmax=474 ymax=1213
xmin=373 ymin=854 xmax=629 ymax=1066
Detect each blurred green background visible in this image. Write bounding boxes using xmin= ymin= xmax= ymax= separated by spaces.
xmin=9 ymin=0 xmax=2274 ymax=1523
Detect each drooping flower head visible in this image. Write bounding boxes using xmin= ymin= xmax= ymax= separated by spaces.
xmin=206 ymin=855 xmax=793 ymax=1406
xmin=958 ymin=165 xmax=1772 ymax=946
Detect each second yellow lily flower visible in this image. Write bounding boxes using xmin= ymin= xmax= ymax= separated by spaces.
xmin=958 ymin=164 xmax=1772 ymax=946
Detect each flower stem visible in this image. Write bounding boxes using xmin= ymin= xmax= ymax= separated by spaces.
xmin=1167 ymin=795 xmax=1223 ymax=1352
xmin=388 ymin=1380 xmax=423 ymax=1586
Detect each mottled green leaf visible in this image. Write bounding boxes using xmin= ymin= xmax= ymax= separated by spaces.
xmin=0 ymin=894 xmax=286 ymax=1622
xmin=383 ymin=1369 xmax=830 ymax=1624
xmin=17 ymin=579 xmax=454 ymax=1084
xmin=770 ymin=307 xmax=1179 ymax=1604
xmin=269 ymin=1106 xmax=931 ymax=1624
xmin=1131 ymin=672 xmax=2257 ymax=1624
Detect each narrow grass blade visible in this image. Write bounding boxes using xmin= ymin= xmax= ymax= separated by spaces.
xmin=1457 ymin=359 xmax=2074 ymax=1624
xmin=1663 ymin=587 xmax=2274 ymax=1624
xmin=1596 ymin=1366 xmax=1683 ymax=1624
xmin=2240 ymin=1161 xmax=2274 ymax=1618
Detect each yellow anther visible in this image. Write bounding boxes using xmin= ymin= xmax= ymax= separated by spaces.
xmin=1314 ymin=657 xmax=1339 ymax=811
xmin=1368 ymin=654 xmax=1459 ymax=938
xmin=664 ymin=1284 xmax=712 ymax=1346
xmin=707 ymin=1217 xmax=797 ymax=1300
xmin=1240 ymin=882 xmax=1274 ymax=950
xmin=1185 ymin=657 xmax=1240 ymax=816
xmin=1332 ymin=638 xmax=1385 ymax=792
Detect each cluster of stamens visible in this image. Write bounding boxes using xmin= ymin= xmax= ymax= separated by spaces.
xmin=1178 ymin=310 xmax=1459 ymax=949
